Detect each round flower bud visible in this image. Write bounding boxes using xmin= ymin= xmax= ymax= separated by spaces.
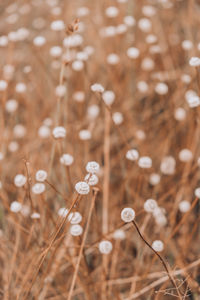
xmin=50 ymin=46 xmax=62 ymax=58
xmin=75 ymin=181 xmax=90 ymax=195
xmin=86 ymin=161 xmax=100 ymax=174
xmin=58 ymin=207 xmax=69 ymax=217
xmin=144 ymin=199 xmax=158 ymax=213
xmin=107 ymin=53 xmax=120 ymax=65
xmin=52 ymin=126 xmax=66 ymax=139
xmin=55 ymin=85 xmax=67 ymax=97
xmin=155 ymin=214 xmax=167 ymax=227
xmin=73 ymin=91 xmax=85 ymax=103
xmin=186 ymin=95 xmax=200 ymax=108
xmin=141 ymin=57 xmax=154 ymax=71
xmin=179 ymin=149 xmax=193 ymax=162
xmin=160 ymin=156 xmax=176 ymax=175
xmin=70 ymin=224 xmax=83 ymax=236
xmin=121 ymin=207 xmax=135 ymax=222
xmin=105 ymin=6 xmax=119 ymax=18
xmin=85 ymin=174 xmax=99 ymax=186
xmin=179 ymin=200 xmax=191 ymax=213
xmin=13 ymin=124 xmax=26 ymax=138
xmin=72 ymin=60 xmax=84 ymax=71
xmin=155 ymin=82 xmax=168 ymax=95
xmin=31 ymin=212 xmax=40 ymax=219
xmin=15 ymin=82 xmax=26 ymax=93
xmin=5 ymin=99 xmax=18 ymax=113
xmin=112 ymin=112 xmax=123 ymax=125
xmin=77 ymin=6 xmax=90 ymax=17
xmin=60 ymin=154 xmax=74 ymax=166
xmin=32 ymin=183 xmax=45 ymax=194
xmin=127 ymin=47 xmax=140 ymax=59
xmin=0 ymin=36 xmax=8 ymax=47
xmin=33 ymin=36 xmax=46 ymax=47
xmin=189 ymin=57 xmax=200 ymax=67
xmin=102 ymin=90 xmax=115 ymax=106
xmin=136 ymin=130 xmax=146 ymax=140
xmin=35 ymin=170 xmax=47 ymax=182
xmin=137 ymin=81 xmax=149 ymax=93
xmin=99 ymin=240 xmax=113 ymax=254
xmin=0 ymin=80 xmax=8 ymax=91
xmin=174 ymin=108 xmax=186 ymax=121
xmin=138 ymin=156 xmax=152 ymax=168
xmin=14 ymin=174 xmax=27 ymax=187
xmin=79 ymin=129 xmax=91 ymax=140
xmin=10 ymin=201 xmax=22 ymax=213
xmin=38 ymin=125 xmax=51 ymax=138
xmin=181 ymin=74 xmax=191 ymax=84
xmin=146 ymin=34 xmax=157 ymax=44
xmin=194 ymin=187 xmax=200 ymax=198
xmin=152 ymin=240 xmax=164 ymax=252
xmin=8 ymin=141 xmax=19 ymax=152
xmin=126 ymin=149 xmax=139 ymax=161
xmin=149 ymin=173 xmax=160 ymax=185
xmin=142 ymin=5 xmax=156 ymax=17
xmin=138 ymin=18 xmax=152 ymax=32
xmin=182 ymin=40 xmax=193 ymax=51
xmin=124 ymin=15 xmax=136 ymax=27
xmin=113 ymin=229 xmax=126 ymax=240
xmin=91 ymin=83 xmax=104 ymax=93
xmin=87 ymin=105 xmax=100 ymax=119
xmin=68 ymin=212 xmax=82 ymax=224
xmin=51 ymin=20 xmax=65 ymax=31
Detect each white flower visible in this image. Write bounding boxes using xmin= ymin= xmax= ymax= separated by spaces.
xmin=102 ymin=90 xmax=115 ymax=105
xmin=31 ymin=212 xmax=40 ymax=219
xmin=38 ymin=126 xmax=51 ymax=138
xmin=91 ymin=83 xmax=104 ymax=93
xmin=113 ymin=229 xmax=126 ymax=240
xmin=0 ymin=80 xmax=8 ymax=91
xmin=68 ymin=212 xmax=82 ymax=224
xmin=112 ymin=112 xmax=123 ymax=125
xmin=127 ymin=47 xmax=140 ymax=59
xmin=137 ymin=81 xmax=149 ymax=93
xmin=179 ymin=201 xmax=191 ymax=213
xmin=99 ymin=240 xmax=113 ymax=254
xmin=55 ymin=85 xmax=67 ymax=97
xmin=73 ymin=91 xmax=85 ymax=102
xmin=32 ymin=183 xmax=45 ymax=194
xmin=10 ymin=201 xmax=22 ymax=213
xmin=5 ymin=99 xmax=18 ymax=113
xmin=52 ymin=126 xmax=66 ymax=139
xmin=50 ymin=46 xmax=62 ymax=58
xmin=144 ymin=199 xmax=158 ymax=213
xmin=33 ymin=36 xmax=46 ymax=47
xmin=15 ymin=82 xmax=26 ymax=93
xmin=60 ymin=154 xmax=74 ymax=166
xmin=182 ymin=40 xmax=193 ymax=51
xmin=85 ymin=174 xmax=99 ymax=186
xmin=75 ymin=181 xmax=90 ymax=195
xmin=155 ymin=82 xmax=168 ymax=95
xmin=124 ymin=15 xmax=136 ymax=27
xmin=149 ymin=173 xmax=160 ymax=185
xmin=179 ymin=149 xmax=193 ymax=162
xmin=189 ymin=57 xmax=200 ymax=67
xmin=70 ymin=224 xmax=83 ymax=236
xmin=138 ymin=18 xmax=152 ymax=32
xmin=86 ymin=161 xmax=100 ymax=174
xmin=160 ymin=156 xmax=176 ymax=175
xmin=174 ymin=108 xmax=186 ymax=121
xmin=13 ymin=124 xmax=26 ymax=138
xmin=152 ymin=240 xmax=164 ymax=252
xmin=14 ymin=174 xmax=27 ymax=187
xmin=121 ymin=207 xmax=135 ymax=222
xmin=58 ymin=207 xmax=69 ymax=217
xmin=105 ymin=6 xmax=119 ymax=18
xmin=186 ymin=95 xmax=200 ymax=108
xmin=138 ymin=156 xmax=152 ymax=168
xmin=72 ymin=60 xmax=84 ymax=71
xmin=35 ymin=170 xmax=47 ymax=182
xmin=107 ymin=53 xmax=120 ymax=65
xmin=126 ymin=149 xmax=139 ymax=161
xmin=51 ymin=20 xmax=65 ymax=31
xmin=79 ymin=130 xmax=91 ymax=140
xmin=87 ymin=105 xmax=100 ymax=119
xmin=194 ymin=187 xmax=200 ymax=198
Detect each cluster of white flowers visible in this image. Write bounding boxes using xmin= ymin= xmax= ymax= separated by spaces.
xmin=75 ymin=161 xmax=100 ymax=194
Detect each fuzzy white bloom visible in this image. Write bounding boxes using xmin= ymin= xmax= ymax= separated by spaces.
xmin=52 ymin=126 xmax=66 ymax=139
xmin=50 ymin=46 xmax=62 ymax=58
xmin=155 ymin=82 xmax=168 ymax=95
xmin=33 ymin=36 xmax=46 ymax=47
xmin=86 ymin=161 xmax=100 ymax=174
xmin=13 ymin=124 xmax=26 ymax=138
xmin=189 ymin=57 xmax=200 ymax=67
xmin=152 ymin=240 xmax=164 ymax=252
xmin=23 ymin=65 xmax=32 ymax=74
xmin=124 ymin=15 xmax=136 ymax=27
xmin=144 ymin=199 xmax=158 ymax=213
xmin=146 ymin=34 xmax=157 ymax=44
xmin=10 ymin=201 xmax=22 ymax=213
xmin=186 ymin=95 xmax=200 ymax=108
xmin=8 ymin=141 xmax=19 ymax=152
xmin=5 ymin=99 xmax=18 ymax=113
xmin=107 ymin=53 xmax=120 ymax=65
xmin=141 ymin=57 xmax=154 ymax=71
xmin=55 ymin=85 xmax=67 ymax=97
xmin=149 ymin=173 xmax=161 ymax=185
xmin=79 ymin=130 xmax=91 ymax=140
xmin=136 ymin=130 xmax=146 ymax=140
xmin=15 ymin=82 xmax=26 ymax=93
xmin=99 ymin=240 xmax=113 ymax=254
xmin=142 ymin=5 xmax=156 ymax=17
xmin=58 ymin=207 xmax=69 ymax=217
xmin=138 ymin=18 xmax=152 ymax=32
xmin=38 ymin=125 xmax=51 ymax=138
xmin=63 ymin=34 xmax=83 ymax=48
xmin=70 ymin=224 xmax=83 ymax=236
xmin=194 ymin=187 xmax=200 ymax=198
xmin=121 ymin=207 xmax=135 ymax=222
xmin=113 ymin=229 xmax=126 ymax=240
xmin=31 ymin=212 xmax=40 ymax=219
xmin=85 ymin=173 xmax=99 ymax=186
xmin=179 ymin=149 xmax=193 ymax=162
xmin=102 ymin=90 xmax=115 ymax=106
xmin=160 ymin=156 xmax=176 ymax=175
xmin=32 ymin=183 xmax=45 ymax=194
xmin=77 ymin=6 xmax=90 ymax=17
xmin=35 ymin=170 xmax=47 ymax=182
xmin=73 ymin=91 xmax=85 ymax=102
xmin=75 ymin=181 xmax=90 ymax=194
xmin=68 ymin=212 xmax=82 ymax=224
xmin=174 ymin=107 xmax=186 ymax=121
xmin=138 ymin=156 xmax=152 ymax=168
xmin=112 ymin=112 xmax=123 ymax=125
xmin=91 ymin=83 xmax=104 ymax=93
xmin=87 ymin=105 xmax=100 ymax=119
xmin=127 ymin=47 xmax=140 ymax=59
xmin=182 ymin=40 xmax=193 ymax=51
xmin=72 ymin=60 xmax=84 ymax=71
xmin=153 ymin=207 xmax=166 ymax=217
xmin=137 ymin=81 xmax=149 ymax=93
xmin=60 ymin=154 xmax=74 ymax=166
xmin=84 ymin=45 xmax=94 ymax=56
xmin=126 ymin=149 xmax=139 ymax=161
xmin=105 ymin=6 xmax=119 ymax=18
xmin=116 ymin=24 xmax=127 ymax=35
xmin=179 ymin=201 xmax=191 ymax=213
xmin=14 ymin=174 xmax=27 ymax=187
xmin=181 ymin=74 xmax=191 ymax=84
xmin=0 ymin=80 xmax=8 ymax=91
xmin=51 ymin=20 xmax=65 ymax=31
xmin=155 ymin=214 xmax=167 ymax=227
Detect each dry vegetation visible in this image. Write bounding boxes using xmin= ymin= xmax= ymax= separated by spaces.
xmin=0 ymin=0 xmax=200 ymax=299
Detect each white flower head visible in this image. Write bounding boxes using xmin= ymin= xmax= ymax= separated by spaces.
xmin=14 ymin=174 xmax=27 ymax=187
xmin=52 ymin=126 xmax=66 ymax=139
xmin=68 ymin=212 xmax=82 ymax=224
xmin=126 ymin=149 xmax=139 ymax=161
xmin=60 ymin=154 xmax=74 ymax=166
xmin=99 ymin=240 xmax=113 ymax=254
xmin=10 ymin=201 xmax=22 ymax=213
xmin=113 ymin=229 xmax=126 ymax=240
xmin=75 ymin=181 xmax=90 ymax=194
xmin=138 ymin=156 xmax=152 ymax=168
xmin=152 ymin=240 xmax=164 ymax=252
xmin=189 ymin=57 xmax=200 ymax=67
xmin=102 ymin=90 xmax=115 ymax=106
xmin=91 ymin=83 xmax=104 ymax=93
xmin=144 ymin=199 xmax=158 ymax=213
xmin=121 ymin=207 xmax=135 ymax=222
xmin=35 ymin=170 xmax=47 ymax=182
xmin=85 ymin=173 xmax=99 ymax=186
xmin=32 ymin=183 xmax=45 ymax=194
xmin=86 ymin=161 xmax=100 ymax=174
xmin=179 ymin=201 xmax=191 ymax=213
xmin=70 ymin=224 xmax=83 ymax=236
